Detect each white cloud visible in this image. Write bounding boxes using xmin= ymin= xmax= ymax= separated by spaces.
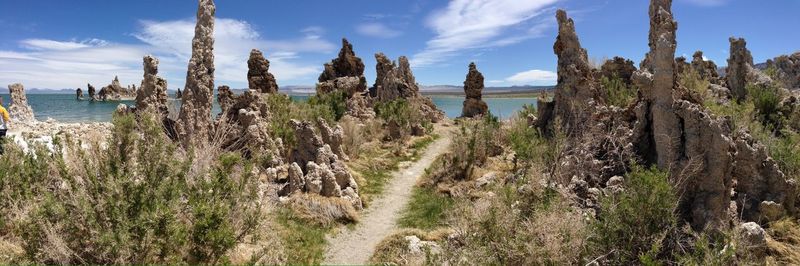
xmin=356 ymin=22 xmax=403 ymax=38
xmin=0 ymin=18 xmax=335 ymax=89
xmin=412 ymin=0 xmax=560 ymax=66
xmin=505 ymin=69 xmax=557 ymax=85
xmin=681 ymin=0 xmax=728 ymax=7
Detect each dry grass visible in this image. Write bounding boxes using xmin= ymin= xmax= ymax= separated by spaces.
xmin=767 ymin=219 xmax=800 ymax=265
xmin=369 ymin=228 xmax=452 ymax=265
xmin=287 ymin=194 xmax=359 ymax=227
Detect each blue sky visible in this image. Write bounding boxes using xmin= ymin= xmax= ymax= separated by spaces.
xmin=0 ymin=0 xmax=797 ymax=90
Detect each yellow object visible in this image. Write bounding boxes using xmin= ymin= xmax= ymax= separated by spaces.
xmin=0 ymin=105 xmax=9 ymax=125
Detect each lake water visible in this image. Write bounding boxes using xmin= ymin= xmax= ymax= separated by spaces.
xmin=0 ymin=94 xmax=537 ymax=123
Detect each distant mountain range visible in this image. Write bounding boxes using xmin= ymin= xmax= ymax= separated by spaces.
xmin=21 ymin=85 xmax=554 ymax=95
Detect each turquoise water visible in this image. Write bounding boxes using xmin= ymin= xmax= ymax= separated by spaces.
xmin=0 ymin=94 xmax=537 ymax=123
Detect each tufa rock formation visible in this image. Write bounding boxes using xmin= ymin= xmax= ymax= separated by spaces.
xmin=727 ymin=37 xmax=753 ymax=102
xmin=175 ymin=88 xmax=183 ymax=99
xmin=550 ymin=1 xmax=796 ymax=229
xmin=690 ymin=51 xmax=722 ymax=84
xmin=135 ymin=55 xmax=169 ymax=115
xmin=536 ymin=9 xmax=603 ymax=135
xmin=599 ymin=57 xmax=637 ymax=84
xmin=76 ymin=88 xmax=83 ymax=100
xmin=766 ymin=52 xmax=800 ymax=89
xmin=461 ymin=62 xmax=488 ymax=118
xmin=176 ymin=0 xmax=216 ymax=147
xmin=216 ymin=88 xmax=284 ymax=165
xmin=317 ymin=38 xmax=368 ymax=97
xmin=7 ymin=83 xmax=35 ymax=123
xmin=98 ymin=76 xmax=136 ymax=101
xmin=87 ymin=83 xmax=97 ymax=101
xmin=278 ymin=120 xmax=361 ymax=208
xmin=372 ymin=53 xmax=445 ymax=123
xmin=247 ymin=49 xmax=278 ymax=93
xmin=216 ymin=85 xmax=235 ymax=114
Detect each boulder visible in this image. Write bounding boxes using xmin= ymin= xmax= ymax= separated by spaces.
xmin=76 ymin=88 xmax=83 ymax=100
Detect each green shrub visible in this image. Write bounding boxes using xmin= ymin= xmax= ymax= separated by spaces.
xmin=307 ymin=90 xmax=347 ymax=121
xmin=590 ymin=165 xmax=677 ymax=264
xmin=505 ymin=106 xmax=563 ymax=171
xmin=0 ymin=113 xmax=262 ymax=264
xmin=748 ymin=82 xmax=784 ymax=130
xmin=424 ymin=114 xmax=500 ymax=184
xmin=265 ymin=94 xmax=335 ymax=150
xmin=602 ymin=75 xmax=637 ymax=107
xmin=679 ymin=69 xmax=711 ymax=104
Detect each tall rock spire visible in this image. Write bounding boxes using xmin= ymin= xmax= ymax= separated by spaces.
xmin=176 ymin=0 xmax=216 ymax=147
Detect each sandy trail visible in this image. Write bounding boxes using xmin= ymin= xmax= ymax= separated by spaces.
xmin=323 ymin=126 xmax=453 ymax=265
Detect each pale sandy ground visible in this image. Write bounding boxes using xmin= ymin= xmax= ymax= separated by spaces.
xmin=4 ymin=119 xmax=111 ymax=152
xmin=323 ymin=125 xmax=454 ymax=265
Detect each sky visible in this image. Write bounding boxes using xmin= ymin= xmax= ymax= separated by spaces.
xmin=0 ymin=0 xmax=797 ymax=90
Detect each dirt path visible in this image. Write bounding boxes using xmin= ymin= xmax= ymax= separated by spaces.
xmin=323 ymin=126 xmax=453 ymax=265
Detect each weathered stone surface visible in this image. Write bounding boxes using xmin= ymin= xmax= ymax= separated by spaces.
xmin=374 ymin=55 xmax=419 ymax=102
xmin=290 ymin=120 xmax=326 ymax=173
xmin=371 ymin=52 xmax=445 ymax=123
xmin=552 ymin=0 xmax=797 ymax=230
xmin=7 ymin=83 xmax=35 ymax=123
xmin=217 ymin=89 xmax=283 ymax=165
xmin=345 ymin=93 xmax=375 ymax=120
xmin=247 ymin=49 xmax=278 ymax=93
xmin=87 ymin=83 xmax=97 ymax=101
xmin=733 ymin=131 xmax=796 ymax=221
xmin=461 ymin=62 xmax=489 ymax=118
xmin=738 ymin=222 xmax=767 ymax=259
xmin=545 ymin=9 xmax=602 ymax=134
xmin=767 ymin=52 xmax=800 ymax=89
xmin=76 ymin=88 xmax=83 ymax=100
xmin=317 ymin=39 xmax=368 ymax=97
xmin=135 ymin=55 xmax=169 ymax=114
xmin=177 ymin=0 xmax=216 ymax=147
xmin=175 ymin=88 xmax=183 ymax=99
xmin=216 ymin=85 xmax=235 ymax=113
xmin=691 ymin=51 xmax=722 ymax=84
xmin=317 ymin=117 xmax=348 ymax=161
xmin=319 ymin=38 xmax=365 ymax=81
xmin=278 ymin=119 xmax=360 ymax=206
xmin=727 ymin=37 xmax=753 ymax=102
xmin=599 ymin=56 xmax=637 ymax=84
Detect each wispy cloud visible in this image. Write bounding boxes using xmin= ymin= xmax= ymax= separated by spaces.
xmin=505 ymin=69 xmax=557 ymax=85
xmin=411 ymin=0 xmax=560 ymax=67
xmin=356 ymin=22 xmax=403 ymax=39
xmin=0 ymin=18 xmax=335 ymax=89
xmin=681 ymin=0 xmax=729 ymax=7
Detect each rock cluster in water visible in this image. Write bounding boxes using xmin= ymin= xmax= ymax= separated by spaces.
xmin=7 ymin=83 xmax=35 ymax=123
xmin=461 ymin=62 xmax=488 ymax=118
xmin=76 ymin=88 xmax=84 ymax=100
